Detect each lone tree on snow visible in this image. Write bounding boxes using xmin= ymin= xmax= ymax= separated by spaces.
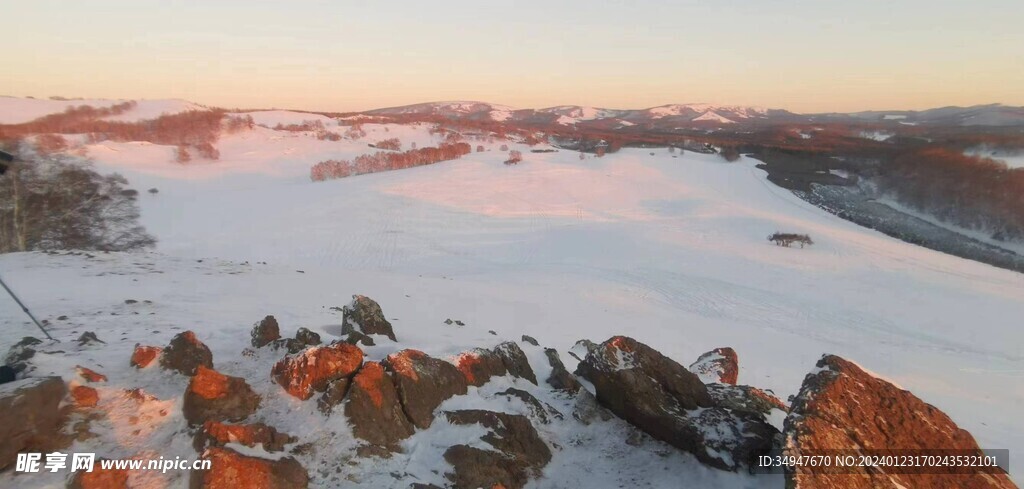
xmin=768 ymin=232 xmax=814 ymax=248
xmin=504 ymin=150 xmax=522 ymax=165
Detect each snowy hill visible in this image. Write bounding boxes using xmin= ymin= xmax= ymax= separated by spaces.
xmin=0 ymin=96 xmax=207 ymax=124
xmin=1 ymin=115 xmax=1022 ymax=486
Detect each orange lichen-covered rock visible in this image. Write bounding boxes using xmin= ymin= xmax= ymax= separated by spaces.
xmin=453 ymin=348 xmax=506 ymax=387
xmin=194 ymin=421 xmax=295 ymax=452
xmin=183 ymin=366 xmax=259 ymax=426
xmin=130 ymin=345 xmax=161 ymax=368
xmin=71 ymin=385 xmax=99 ymax=408
xmin=271 ymin=343 xmax=363 ymax=400
xmin=75 ymin=366 xmax=108 ymax=383
xmin=68 ymin=464 xmax=129 ymax=489
xmin=344 ymin=362 xmax=413 ymax=449
xmin=784 ymin=355 xmax=1015 ymax=489
xmin=190 ymin=447 xmax=308 ymax=489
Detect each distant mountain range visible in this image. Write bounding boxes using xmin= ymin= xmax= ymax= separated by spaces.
xmin=2 ymin=96 xmax=1022 ymax=128
xmin=363 ymin=101 xmax=1024 ymax=127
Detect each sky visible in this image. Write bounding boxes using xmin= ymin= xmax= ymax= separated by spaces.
xmin=2 ymin=0 xmax=1023 ymax=113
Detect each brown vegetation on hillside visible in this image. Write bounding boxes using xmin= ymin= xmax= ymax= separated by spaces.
xmin=311 ymin=142 xmax=472 ymax=181
xmin=878 ymin=147 xmax=1024 ymax=241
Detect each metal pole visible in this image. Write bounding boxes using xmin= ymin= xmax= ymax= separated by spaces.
xmin=0 ymin=272 xmax=54 ymax=341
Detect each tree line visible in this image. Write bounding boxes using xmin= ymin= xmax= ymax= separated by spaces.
xmin=877 ymin=147 xmax=1024 ymax=242
xmin=0 ymin=144 xmax=154 ymax=253
xmin=311 ymin=142 xmax=472 ymax=181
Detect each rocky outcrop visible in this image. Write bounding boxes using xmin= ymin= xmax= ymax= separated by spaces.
xmin=68 ymin=464 xmax=129 ymax=488
xmin=689 ymin=347 xmax=739 ymax=385
xmin=443 ymin=410 xmax=551 ymax=489
xmin=183 ymin=366 xmax=260 ymax=426
xmin=784 ymin=355 xmax=1015 ymax=488
xmin=271 ymin=343 xmax=363 ymax=400
xmin=544 ymin=348 xmax=581 ymax=393
xmin=160 ymin=331 xmax=214 ymax=376
xmin=383 ymin=349 xmax=467 ymax=429
xmin=130 ymin=344 xmax=161 ymax=368
xmin=194 ymin=421 xmax=295 ymax=452
xmin=706 ymin=383 xmax=787 ymax=418
xmin=341 ymin=295 xmax=397 ymax=342
xmin=344 ymin=361 xmax=414 ymax=449
xmin=191 ymin=447 xmax=308 ymax=489
xmin=452 ymin=343 xmax=539 ymax=388
xmin=0 ymin=376 xmax=67 ymax=470
xmin=576 ymin=336 xmax=776 ymax=470
xmin=453 ymin=348 xmax=507 ymax=387
xmin=251 ymin=316 xmax=281 ymax=348
xmin=494 ymin=341 xmax=538 ymax=385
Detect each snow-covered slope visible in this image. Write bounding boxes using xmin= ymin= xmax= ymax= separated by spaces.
xmin=692 ymin=111 xmax=736 ymax=124
xmin=1 ymin=118 xmax=1023 ymax=486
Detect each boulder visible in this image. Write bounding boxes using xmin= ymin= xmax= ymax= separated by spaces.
xmin=130 ymin=344 xmax=161 ymax=368
xmin=544 ymin=348 xmax=581 ymax=393
xmin=68 ymin=464 xmax=129 ymax=488
xmin=0 ymin=376 xmax=67 ymax=470
xmin=293 ymin=328 xmax=321 ymax=348
xmin=4 ymin=336 xmax=41 ymax=368
xmin=783 ymin=355 xmax=1015 ymax=488
xmin=452 ymin=348 xmax=507 ymax=387
xmin=251 ymin=316 xmax=281 ymax=348
xmin=160 ymin=331 xmax=214 ymax=376
xmin=576 ymin=336 xmax=774 ymax=470
xmin=71 ymin=385 xmax=100 ymax=408
xmin=194 ymin=421 xmax=295 ymax=452
xmin=493 ymin=342 xmax=538 ymax=385
xmin=183 ymin=366 xmax=260 ymax=426
xmin=76 ymin=331 xmax=105 ymax=345
xmin=521 ymin=335 xmax=539 ymax=346
xmin=270 ymin=327 xmax=324 ymax=354
xmin=688 ymin=347 xmax=739 ymax=385
xmin=344 ymin=362 xmax=414 ymax=449
xmin=316 ymin=378 xmax=350 ymax=414
xmin=271 ymin=343 xmax=363 ymax=400
xmin=341 ymin=295 xmax=397 ymax=342
xmin=706 ymin=383 xmax=786 ymax=418
xmin=383 ymin=349 xmax=467 ymax=429
xmin=343 ymin=331 xmax=375 ymax=347
xmin=190 ymin=447 xmax=308 ymax=489
xmin=443 ymin=410 xmax=551 ymax=489
xmin=75 ymin=366 xmax=107 ymax=383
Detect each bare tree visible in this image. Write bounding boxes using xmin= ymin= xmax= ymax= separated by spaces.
xmin=768 ymin=232 xmax=813 ymax=248
xmin=0 ymin=147 xmax=155 ymax=253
